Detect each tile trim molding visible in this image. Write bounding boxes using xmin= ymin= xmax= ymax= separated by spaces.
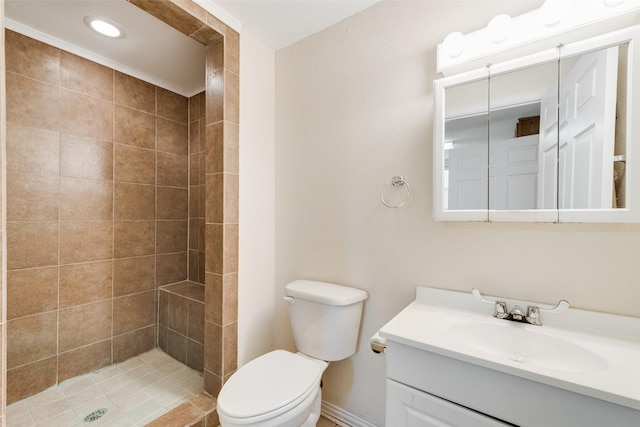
xmin=321 ymin=401 xmax=378 ymax=427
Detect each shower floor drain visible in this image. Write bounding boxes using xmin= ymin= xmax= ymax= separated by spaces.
xmin=83 ymin=408 xmax=108 ymax=423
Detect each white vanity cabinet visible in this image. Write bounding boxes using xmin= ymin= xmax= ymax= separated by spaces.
xmin=379 ymin=287 xmax=640 ymax=427
xmin=386 ymin=379 xmax=511 ymax=426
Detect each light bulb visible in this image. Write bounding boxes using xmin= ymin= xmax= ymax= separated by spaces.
xmin=540 ymin=0 xmax=571 ymax=26
xmin=83 ymin=16 xmax=125 ymax=38
xmin=443 ymin=32 xmax=465 ymax=58
xmin=487 ymin=14 xmax=512 ymax=44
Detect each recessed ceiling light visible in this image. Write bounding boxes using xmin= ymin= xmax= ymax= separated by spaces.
xmin=83 ymin=16 xmax=126 ymax=38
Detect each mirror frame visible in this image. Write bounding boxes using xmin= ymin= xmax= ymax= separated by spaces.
xmin=434 ymin=25 xmax=640 ymax=223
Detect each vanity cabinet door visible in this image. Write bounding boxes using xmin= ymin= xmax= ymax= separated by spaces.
xmin=386 ymin=380 xmax=512 ymax=427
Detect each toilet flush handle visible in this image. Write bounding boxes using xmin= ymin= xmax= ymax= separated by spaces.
xmin=283 ymin=296 xmax=295 ymax=305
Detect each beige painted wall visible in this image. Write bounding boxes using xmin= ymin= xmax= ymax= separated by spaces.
xmin=238 ymin=30 xmax=276 ymax=367
xmin=274 ymin=1 xmax=640 ymax=425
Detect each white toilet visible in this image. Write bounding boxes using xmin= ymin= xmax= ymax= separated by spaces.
xmin=217 ymin=279 xmax=368 ymax=427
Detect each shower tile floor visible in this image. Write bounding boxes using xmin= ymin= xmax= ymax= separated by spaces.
xmin=7 ymin=349 xmax=205 ymax=426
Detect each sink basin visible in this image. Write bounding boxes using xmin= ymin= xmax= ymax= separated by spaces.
xmin=448 ymin=322 xmax=608 ymax=374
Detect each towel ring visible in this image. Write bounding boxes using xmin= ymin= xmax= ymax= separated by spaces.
xmin=380 ymin=176 xmax=411 ymax=208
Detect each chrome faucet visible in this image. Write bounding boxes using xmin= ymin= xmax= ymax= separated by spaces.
xmin=472 ymin=289 xmax=569 ymax=326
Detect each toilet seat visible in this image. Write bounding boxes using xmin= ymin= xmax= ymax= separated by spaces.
xmin=217 ymin=350 xmax=326 ymax=423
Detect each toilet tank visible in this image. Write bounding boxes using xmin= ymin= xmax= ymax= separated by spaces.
xmin=284 ymin=280 xmax=368 ymax=361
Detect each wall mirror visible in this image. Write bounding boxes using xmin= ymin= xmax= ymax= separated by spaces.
xmin=434 ymin=25 xmax=640 ymax=223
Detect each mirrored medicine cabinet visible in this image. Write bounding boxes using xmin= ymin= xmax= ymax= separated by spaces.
xmin=433 ymin=25 xmax=640 ymax=223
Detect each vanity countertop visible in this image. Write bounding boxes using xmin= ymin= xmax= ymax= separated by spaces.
xmin=379 ymin=287 xmax=640 ymax=411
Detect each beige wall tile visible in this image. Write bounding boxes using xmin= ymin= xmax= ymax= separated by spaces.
xmin=59 ymin=261 xmax=113 ymax=308
xmin=60 ymin=89 xmax=113 ymax=141
xmin=189 ymin=219 xmax=200 ymax=251
xmin=5 ymin=30 xmax=59 ymax=85
xmin=7 ymin=267 xmax=58 ymax=319
xmin=224 ymin=70 xmax=239 ymax=125
xmin=167 ymin=293 xmax=188 ymax=335
xmin=203 ymin=369 xmax=221 ymax=398
xmin=115 ymin=71 xmax=156 ymax=114
xmin=224 ymin=173 xmax=239 ymax=224
xmin=189 ymin=250 xmax=199 ymax=282
xmin=189 ymin=186 xmax=201 ymax=221
xmin=166 ymin=329 xmax=188 ymax=364
xmin=156 ymin=220 xmax=188 ymax=254
xmin=224 ymin=224 xmax=239 ymax=274
xmin=58 ymin=340 xmax=112 ymax=383
xmin=189 ymin=153 xmax=201 ymax=186
xmin=114 ymin=183 xmax=155 ymax=220
xmin=60 ymin=221 xmax=113 ymax=264
xmin=189 ymin=92 xmax=205 ymax=123
xmin=187 ymin=340 xmax=204 ymax=372
xmin=205 ymin=173 xmax=222 ymax=224
xmin=60 ymin=51 xmax=113 ymax=101
xmin=60 ymin=177 xmax=113 ymax=221
xmin=7 ymin=221 xmax=58 ymax=270
xmin=114 ymin=220 xmax=155 ymax=258
xmin=158 ymin=87 xmax=188 ymax=123
xmin=113 ymin=291 xmax=155 ymax=335
xmin=156 ymin=252 xmax=188 ymax=286
xmin=7 ymin=312 xmax=58 ymax=369
xmin=223 ymin=322 xmax=237 ymax=376
xmin=189 ymin=121 xmax=201 ymax=155
xmin=157 ymin=117 xmax=188 ymax=155
xmin=6 ymin=123 xmax=60 ymax=176
xmin=157 ymin=186 xmax=189 ymax=220
xmin=205 ymin=122 xmax=223 ymax=174
xmin=203 ymin=321 xmax=221 ymax=375
xmin=223 ymin=122 xmax=239 ymax=174
xmin=225 ymin=30 xmax=240 ymax=76
xmin=188 ymin=301 xmax=205 ymax=343
xmin=204 ymin=273 xmax=221 ymax=325
xmin=205 ymin=42 xmax=224 ymax=125
xmin=7 ymin=357 xmax=57 ymax=405
xmin=60 ymin=134 xmax=113 ymax=180
xmin=7 ymin=172 xmax=59 ymax=221
xmin=115 ymin=143 xmax=156 ymax=184
xmin=113 ymin=326 xmax=155 ymax=363
xmin=222 ymin=273 xmax=238 ymax=326
xmin=59 ymin=300 xmax=112 ymax=352
xmin=159 ymin=291 xmax=169 ymax=327
xmin=204 ymin=224 xmax=222 ymax=274
xmin=6 ymin=72 xmax=60 ymax=131
xmin=115 ymin=105 xmax=156 ymax=150
xmin=129 ymin=0 xmax=203 ymax=38
xmin=157 ymin=152 xmax=188 ymax=187
xmin=114 ymin=256 xmax=156 ymax=297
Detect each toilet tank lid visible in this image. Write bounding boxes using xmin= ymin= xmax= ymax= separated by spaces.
xmin=285 ymin=280 xmax=368 ymax=306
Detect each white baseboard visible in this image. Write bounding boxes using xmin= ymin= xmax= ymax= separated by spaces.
xmin=321 ymin=401 xmax=379 ymax=427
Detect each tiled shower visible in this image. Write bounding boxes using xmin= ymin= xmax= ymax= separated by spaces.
xmin=0 ymin=0 xmax=240 ymax=420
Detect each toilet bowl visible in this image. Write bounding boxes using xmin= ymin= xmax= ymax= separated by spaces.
xmin=217 ymin=350 xmax=328 ymax=427
xmin=218 ymin=280 xmax=367 ymax=427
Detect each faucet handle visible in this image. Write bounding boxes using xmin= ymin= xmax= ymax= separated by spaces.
xmin=526 ymin=306 xmax=542 ymax=325
xmin=538 ymin=299 xmax=570 ymax=314
xmin=471 ymin=289 xmax=509 ymax=319
xmin=494 ymin=301 xmax=509 ymax=319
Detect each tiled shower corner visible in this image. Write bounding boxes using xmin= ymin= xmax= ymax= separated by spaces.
xmin=6 ymin=349 xmax=216 ymax=426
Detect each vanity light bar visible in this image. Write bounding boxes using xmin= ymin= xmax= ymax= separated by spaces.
xmin=437 ymin=1 xmax=640 ymax=76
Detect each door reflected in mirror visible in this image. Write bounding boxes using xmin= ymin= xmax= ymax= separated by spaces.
xmin=488 ymin=60 xmax=558 ymax=211
xmin=444 ymin=78 xmax=488 ymax=210
xmin=558 ymin=43 xmax=628 ymax=210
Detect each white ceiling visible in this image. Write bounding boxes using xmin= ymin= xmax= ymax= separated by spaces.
xmin=5 ymin=0 xmax=206 ymax=97
xmin=4 ymin=0 xmax=383 ymax=97
xmin=211 ymin=0 xmax=383 ymax=50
